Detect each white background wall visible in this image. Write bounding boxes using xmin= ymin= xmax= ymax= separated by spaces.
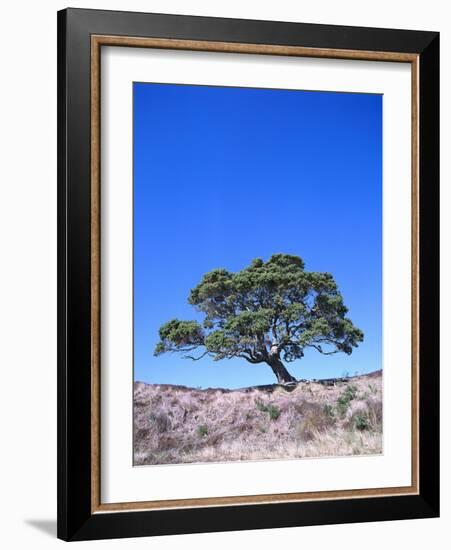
xmin=0 ymin=0 xmax=448 ymax=547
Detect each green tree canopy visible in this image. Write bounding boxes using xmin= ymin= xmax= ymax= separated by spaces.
xmin=155 ymin=254 xmax=364 ymax=384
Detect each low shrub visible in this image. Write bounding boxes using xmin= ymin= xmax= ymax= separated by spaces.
xmin=343 ymin=384 xmax=358 ymax=400
xmin=345 ymin=396 xmax=382 ymax=432
xmin=353 ymin=414 xmax=371 ymax=431
xmin=336 ymin=384 xmax=358 ymax=416
xmin=323 ymin=404 xmax=335 ymax=417
xmin=256 ymin=400 xmax=281 ymax=421
xmin=197 ymin=424 xmax=208 ymax=437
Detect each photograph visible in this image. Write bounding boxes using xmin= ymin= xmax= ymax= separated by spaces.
xmin=133 ymin=82 xmax=383 ymax=466
xmin=54 ymin=6 xmax=439 ymax=541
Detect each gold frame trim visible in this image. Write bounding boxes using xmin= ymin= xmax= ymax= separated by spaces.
xmin=90 ymin=35 xmax=420 ymax=514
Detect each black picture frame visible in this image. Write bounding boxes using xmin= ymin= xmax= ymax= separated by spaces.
xmin=57 ymin=7 xmax=439 ymax=542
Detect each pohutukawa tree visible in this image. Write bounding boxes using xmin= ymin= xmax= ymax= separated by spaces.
xmin=155 ymin=254 xmax=364 ymax=385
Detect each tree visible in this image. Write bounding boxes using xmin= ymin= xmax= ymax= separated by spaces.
xmin=154 ymin=254 xmax=364 ymax=385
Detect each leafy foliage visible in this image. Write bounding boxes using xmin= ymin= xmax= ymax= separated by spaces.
xmin=197 ymin=425 xmax=208 ymax=437
xmin=255 ymin=400 xmax=281 ymax=421
xmin=336 ymin=384 xmax=358 ymax=416
xmin=155 ymin=254 xmax=364 ymax=382
xmin=353 ymin=414 xmax=371 ymax=431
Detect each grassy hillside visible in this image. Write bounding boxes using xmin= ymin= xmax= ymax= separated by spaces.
xmin=134 ymin=371 xmax=382 ymax=466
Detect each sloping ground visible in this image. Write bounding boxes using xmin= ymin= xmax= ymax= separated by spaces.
xmin=134 ymin=370 xmax=382 ymax=466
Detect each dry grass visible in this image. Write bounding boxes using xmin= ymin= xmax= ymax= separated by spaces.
xmin=134 ymin=370 xmax=382 ymax=466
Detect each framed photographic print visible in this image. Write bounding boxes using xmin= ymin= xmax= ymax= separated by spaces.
xmin=57 ymin=8 xmax=439 ymax=541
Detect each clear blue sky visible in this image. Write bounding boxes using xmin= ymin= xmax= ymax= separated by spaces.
xmin=133 ymin=82 xmax=382 ymax=388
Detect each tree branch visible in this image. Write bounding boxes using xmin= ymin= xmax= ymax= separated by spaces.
xmin=163 ymin=344 xmax=203 ymax=353
xmin=306 ymin=344 xmax=339 ymax=355
xmin=184 ymin=350 xmax=212 ymax=361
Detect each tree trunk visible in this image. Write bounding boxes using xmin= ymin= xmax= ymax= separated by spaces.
xmin=267 ymin=356 xmax=297 ymax=385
